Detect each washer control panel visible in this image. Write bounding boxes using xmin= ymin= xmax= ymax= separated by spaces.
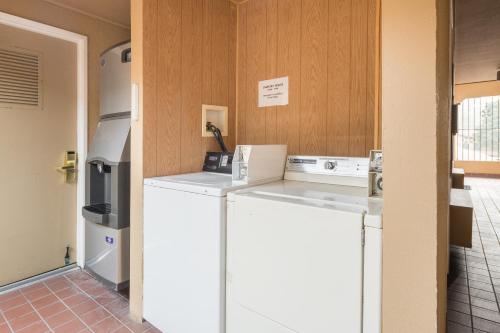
xmin=286 ymin=156 xmax=369 ymax=178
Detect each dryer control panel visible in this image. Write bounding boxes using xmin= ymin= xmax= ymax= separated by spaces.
xmin=285 ymin=156 xmax=369 ymax=188
xmin=286 ymin=156 xmax=369 ymax=177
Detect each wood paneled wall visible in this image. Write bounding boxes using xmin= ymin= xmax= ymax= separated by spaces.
xmin=236 ymin=0 xmax=380 ymax=157
xmin=143 ymin=0 xmax=237 ymax=178
xmin=143 ymin=0 xmax=380 ymax=177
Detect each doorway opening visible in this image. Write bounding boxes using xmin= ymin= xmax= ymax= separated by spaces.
xmin=454 ymin=95 xmax=500 ymax=162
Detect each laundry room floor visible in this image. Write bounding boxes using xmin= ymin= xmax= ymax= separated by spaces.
xmin=0 ymin=270 xmax=160 ymax=333
xmin=448 ymin=177 xmax=500 ymax=332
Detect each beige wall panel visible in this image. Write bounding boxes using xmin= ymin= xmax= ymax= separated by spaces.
xmin=381 ymin=0 xmax=451 ymax=332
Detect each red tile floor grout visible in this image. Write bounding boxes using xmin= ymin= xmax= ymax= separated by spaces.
xmin=0 ymin=269 xmax=161 ymax=333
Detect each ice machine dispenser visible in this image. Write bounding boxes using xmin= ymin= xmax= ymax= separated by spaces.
xmin=82 ymin=41 xmax=131 ymax=290
xmin=84 ymin=117 xmax=130 ymax=229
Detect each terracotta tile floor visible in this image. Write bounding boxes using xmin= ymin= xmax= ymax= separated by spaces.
xmin=448 ymin=177 xmax=500 ymax=332
xmin=0 ymin=270 xmax=160 ymax=333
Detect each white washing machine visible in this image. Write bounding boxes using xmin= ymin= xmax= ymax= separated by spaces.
xmin=143 ymin=145 xmax=288 ymax=333
xmin=226 ymin=156 xmax=383 ymax=333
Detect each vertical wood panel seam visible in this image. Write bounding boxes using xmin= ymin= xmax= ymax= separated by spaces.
xmin=364 ymin=0 xmax=371 ymax=154
xmin=235 ymin=3 xmax=245 ymax=145
xmin=210 ymin=1 xmax=214 ymax=105
xmin=274 ymin=0 xmax=278 ymax=141
xmin=227 ymin=2 xmax=231 ymax=143
xmin=299 ymin=0 xmax=302 ymax=154
xmin=202 ymin=0 xmax=211 ymax=152
xmin=236 ymin=3 xmax=240 ymax=144
xmin=275 ymin=0 xmax=279 ymax=145
xmin=235 ymin=4 xmax=239 ymax=143
xmin=264 ymin=1 xmax=268 ymax=142
xmin=201 ymin=1 xmax=206 ymax=164
xmin=245 ymin=1 xmax=248 ymax=141
xmin=179 ymin=0 xmax=183 ymax=172
xmin=375 ymin=0 xmax=381 ymax=149
xmin=154 ymin=0 xmax=158 ymax=174
xmin=347 ymin=0 xmax=353 ymax=155
xmin=153 ymin=0 xmax=159 ymax=175
xmin=244 ymin=2 xmax=247 ymax=144
xmin=298 ymin=0 xmax=303 ymax=153
xmin=325 ymin=0 xmax=328 ymax=154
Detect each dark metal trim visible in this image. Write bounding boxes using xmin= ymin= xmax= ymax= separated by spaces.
xmin=99 ymin=40 xmax=131 ymax=57
xmin=100 ymin=111 xmax=131 ymax=121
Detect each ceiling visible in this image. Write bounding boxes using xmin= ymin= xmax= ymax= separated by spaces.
xmin=455 ymin=0 xmax=500 ymax=84
xmin=43 ymin=0 xmax=130 ymax=28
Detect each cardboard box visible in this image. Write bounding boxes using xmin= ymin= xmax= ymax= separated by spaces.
xmin=450 ymin=188 xmax=473 ymax=248
xmin=452 ymin=168 xmax=465 ymax=189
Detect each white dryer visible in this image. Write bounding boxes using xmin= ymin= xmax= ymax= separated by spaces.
xmin=226 ymin=156 xmax=383 ymax=333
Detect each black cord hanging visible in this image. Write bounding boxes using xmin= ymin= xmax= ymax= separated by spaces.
xmin=206 ymin=122 xmax=229 ymax=153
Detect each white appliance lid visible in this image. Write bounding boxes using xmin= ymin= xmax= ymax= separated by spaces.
xmin=144 ymin=172 xmax=261 ymax=197
xmin=86 ymin=117 xmax=130 ymax=165
xmin=229 ymin=180 xmax=383 ymax=228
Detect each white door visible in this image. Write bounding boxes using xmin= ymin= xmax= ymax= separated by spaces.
xmin=0 ymin=24 xmax=77 ymax=286
xmin=227 ymin=195 xmax=364 ymax=333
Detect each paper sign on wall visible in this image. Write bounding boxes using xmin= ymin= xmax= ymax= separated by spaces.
xmin=258 ymin=76 xmax=289 ymax=107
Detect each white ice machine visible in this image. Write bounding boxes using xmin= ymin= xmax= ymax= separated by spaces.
xmin=83 ymin=41 xmax=131 ymax=290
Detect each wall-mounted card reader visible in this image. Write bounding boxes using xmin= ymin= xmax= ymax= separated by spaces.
xmin=203 ymin=152 xmax=233 ymax=174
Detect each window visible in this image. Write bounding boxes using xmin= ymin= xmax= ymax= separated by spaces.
xmin=0 ymin=47 xmax=42 ymax=111
xmin=455 ymin=96 xmax=500 ymax=161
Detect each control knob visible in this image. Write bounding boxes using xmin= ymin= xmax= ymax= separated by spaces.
xmin=325 ymin=161 xmax=337 ymax=170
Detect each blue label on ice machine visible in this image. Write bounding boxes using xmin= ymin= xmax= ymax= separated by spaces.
xmin=105 ymin=236 xmax=114 ymax=245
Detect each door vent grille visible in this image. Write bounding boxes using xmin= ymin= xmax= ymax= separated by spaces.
xmin=0 ymin=48 xmax=41 ymax=110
